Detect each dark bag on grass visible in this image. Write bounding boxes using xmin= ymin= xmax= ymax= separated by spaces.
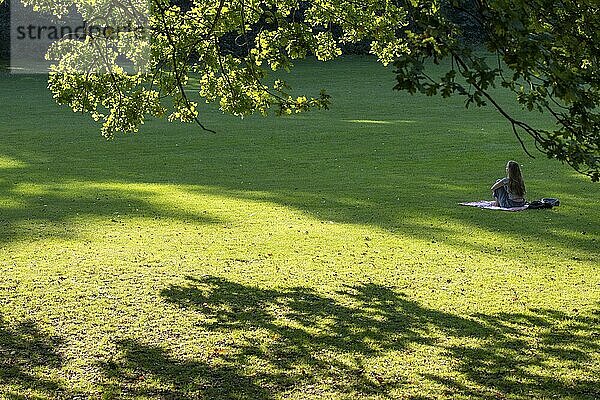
xmin=542 ymin=198 xmax=560 ymax=207
xmin=527 ymin=198 xmax=560 ymax=210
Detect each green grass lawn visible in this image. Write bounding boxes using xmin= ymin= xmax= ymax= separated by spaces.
xmin=0 ymin=57 xmax=599 ymax=399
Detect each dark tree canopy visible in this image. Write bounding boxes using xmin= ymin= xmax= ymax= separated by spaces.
xmin=394 ymin=0 xmax=600 ymax=181
xmin=4 ymin=0 xmax=600 ymax=180
xmin=0 ymin=1 xmax=9 ymax=61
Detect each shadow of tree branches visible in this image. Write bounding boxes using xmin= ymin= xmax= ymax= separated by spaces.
xmin=0 ymin=316 xmax=74 ymax=399
xmin=96 ymin=277 xmax=600 ymax=399
xmin=99 ymin=338 xmax=272 ymax=399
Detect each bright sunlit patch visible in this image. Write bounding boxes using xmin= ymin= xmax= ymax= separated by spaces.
xmin=343 ymin=119 xmax=416 ymax=124
xmin=0 ymin=197 xmax=25 ymax=208
xmin=570 ymin=171 xmax=593 ymax=182
xmin=0 ymin=156 xmax=28 ymax=169
xmin=12 ymin=183 xmax=48 ymax=196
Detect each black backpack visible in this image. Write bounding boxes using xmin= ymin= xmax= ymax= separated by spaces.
xmin=527 ymin=198 xmax=560 ymax=210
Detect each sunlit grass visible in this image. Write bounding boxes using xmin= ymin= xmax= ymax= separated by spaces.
xmin=342 ymin=119 xmax=417 ymax=124
xmin=0 ymin=155 xmax=27 ymax=169
xmin=0 ymin=57 xmax=599 ymax=399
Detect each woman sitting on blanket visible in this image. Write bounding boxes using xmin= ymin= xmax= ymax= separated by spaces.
xmin=491 ymin=161 xmax=526 ymax=208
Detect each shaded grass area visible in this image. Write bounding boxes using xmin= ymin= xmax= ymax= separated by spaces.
xmin=155 ymin=277 xmax=600 ymax=399
xmin=0 ymin=316 xmax=76 ymax=399
xmin=0 ymin=57 xmax=599 ymax=399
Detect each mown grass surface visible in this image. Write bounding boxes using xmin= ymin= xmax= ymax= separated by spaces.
xmin=0 ymin=57 xmax=599 ymax=399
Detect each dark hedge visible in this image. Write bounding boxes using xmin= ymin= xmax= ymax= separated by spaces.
xmin=0 ymin=1 xmax=8 ymax=61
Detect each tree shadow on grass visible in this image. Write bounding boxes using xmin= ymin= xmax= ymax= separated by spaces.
xmin=92 ymin=276 xmax=600 ymax=398
xmin=0 ymin=316 xmax=74 ymax=399
xmin=99 ymin=338 xmax=272 ymax=399
xmin=429 ymin=308 xmax=600 ymax=398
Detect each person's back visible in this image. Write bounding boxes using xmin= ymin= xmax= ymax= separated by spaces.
xmin=491 ymin=161 xmax=526 ymax=208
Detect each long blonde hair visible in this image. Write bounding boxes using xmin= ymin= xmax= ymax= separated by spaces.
xmin=507 ymin=161 xmax=526 ymax=197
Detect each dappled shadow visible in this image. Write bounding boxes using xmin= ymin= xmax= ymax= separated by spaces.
xmin=0 ymin=316 xmax=74 ymax=399
xmin=99 ymin=338 xmax=272 ymax=399
xmin=433 ymin=308 xmax=600 ymax=398
xmin=128 ymin=276 xmax=600 ymax=398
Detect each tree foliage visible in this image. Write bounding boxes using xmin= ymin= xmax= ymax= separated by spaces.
xmin=5 ymin=0 xmax=600 ymax=180
xmin=396 ymin=0 xmax=600 ymax=181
